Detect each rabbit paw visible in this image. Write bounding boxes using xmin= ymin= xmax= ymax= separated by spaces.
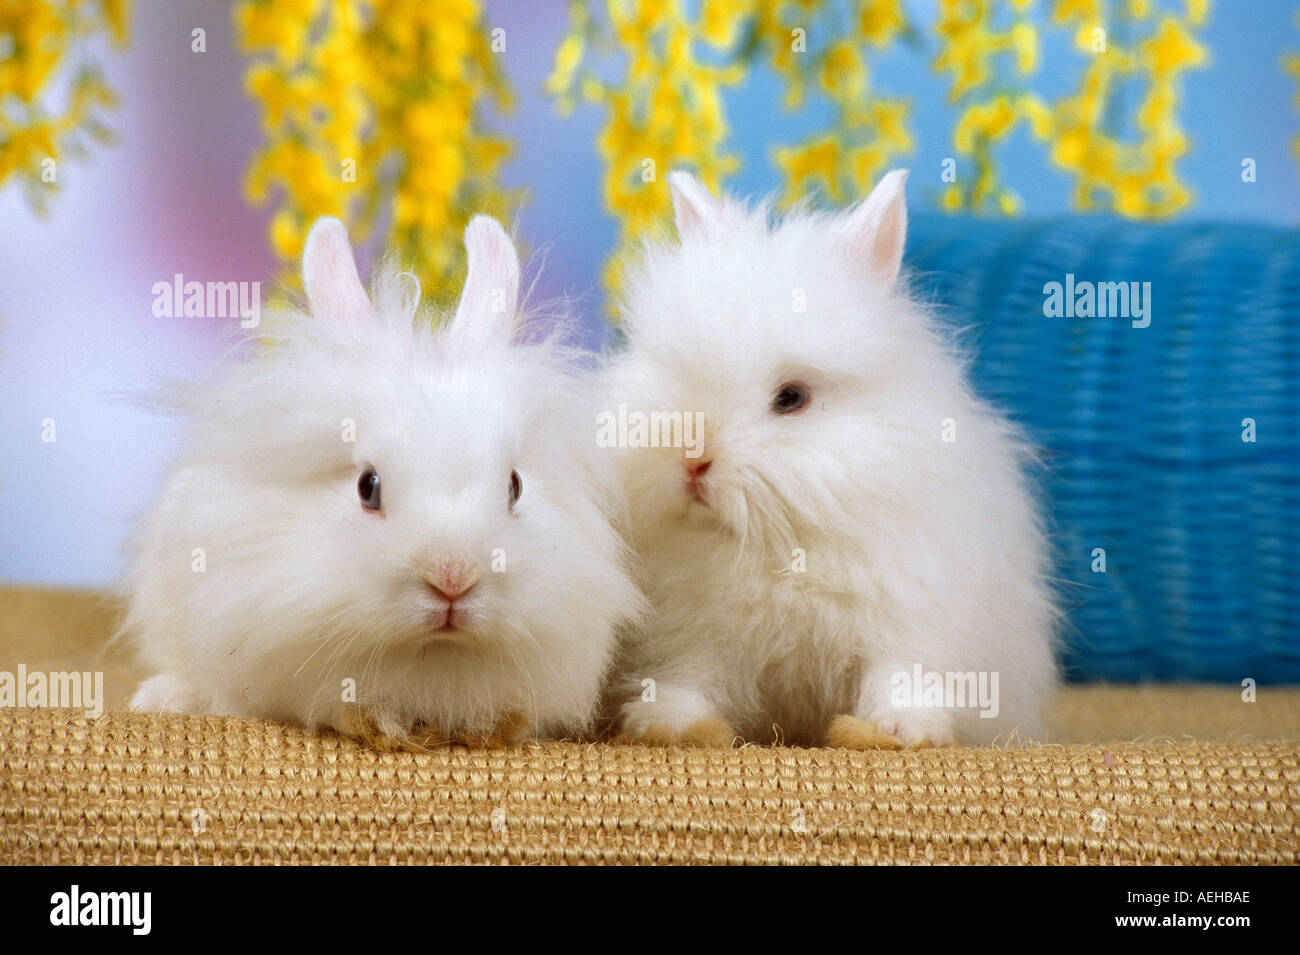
xmin=130 ymin=674 xmax=207 ymax=714
xmin=448 ymin=711 xmax=534 ymax=748
xmin=634 ymin=716 xmax=737 ymax=748
xmin=328 ymin=705 xmax=411 ymax=752
xmin=826 ymin=708 xmax=955 ymax=750
xmin=618 ymin=685 xmax=737 ymax=747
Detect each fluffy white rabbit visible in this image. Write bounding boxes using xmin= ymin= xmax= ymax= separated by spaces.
xmin=125 ymin=215 xmax=642 ymax=748
xmin=604 ymin=170 xmax=1058 ymax=748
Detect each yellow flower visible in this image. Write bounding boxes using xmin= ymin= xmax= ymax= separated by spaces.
xmin=1052 ymin=126 xmax=1089 ymax=168
xmin=699 ymin=0 xmax=747 ymax=48
xmin=775 ymin=137 xmax=844 ymax=202
xmin=1018 ymin=93 xmax=1055 ymax=138
xmin=997 ymin=191 xmax=1022 ymax=215
xmin=547 ymin=33 xmax=585 ymax=98
xmin=270 ymin=208 xmax=301 ymax=259
xmin=1142 ymin=17 xmax=1207 ymax=79
xmin=237 ymin=0 xmax=512 ymax=300
xmin=848 ymin=144 xmax=887 ymax=190
xmin=1009 ymin=22 xmax=1038 ymax=74
xmin=871 ymin=100 xmax=912 ymax=153
xmin=1052 ymin=0 xmax=1104 ymax=24
xmin=858 ymin=0 xmax=905 ymax=47
xmin=954 ymin=96 xmax=1019 ymax=152
xmin=819 ymin=40 xmax=867 ymax=101
xmin=0 ymin=0 xmax=129 ymax=214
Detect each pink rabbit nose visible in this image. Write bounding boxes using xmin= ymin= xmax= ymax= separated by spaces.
xmin=685 ymin=456 xmax=712 ymax=478
xmin=684 ymin=455 xmax=713 ymax=503
xmin=422 ymin=561 xmax=483 ymax=602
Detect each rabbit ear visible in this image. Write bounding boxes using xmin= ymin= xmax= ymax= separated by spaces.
xmin=446 ymin=215 xmax=520 ymax=353
xmin=836 ymin=169 xmax=909 ymax=287
xmin=667 ymin=171 xmax=721 ymax=240
xmin=302 ymin=217 xmax=374 ymax=326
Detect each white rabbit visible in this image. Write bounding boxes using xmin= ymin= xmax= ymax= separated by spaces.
xmin=604 ymin=170 xmax=1058 ymax=748
xmin=125 ymin=215 xmax=642 ymax=747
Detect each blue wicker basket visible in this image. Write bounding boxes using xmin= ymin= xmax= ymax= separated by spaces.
xmin=906 ymin=216 xmax=1300 ymax=684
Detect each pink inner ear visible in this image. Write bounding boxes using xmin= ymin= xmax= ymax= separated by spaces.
xmin=465 ymin=217 xmax=519 ymax=297
xmin=668 ymin=172 xmax=718 ymax=239
xmin=446 ymin=216 xmax=520 ymax=353
xmin=324 ymin=256 xmax=374 ymax=328
xmin=868 ymin=200 xmax=906 ymax=279
xmin=303 ymin=218 xmax=373 ymax=327
xmin=841 ymin=171 xmax=909 ymax=285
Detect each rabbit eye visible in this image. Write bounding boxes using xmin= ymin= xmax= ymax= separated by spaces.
xmin=358 ymin=467 xmax=382 ymax=511
xmin=771 ymin=381 xmax=811 ymax=415
xmin=508 ymin=469 xmax=522 ymax=511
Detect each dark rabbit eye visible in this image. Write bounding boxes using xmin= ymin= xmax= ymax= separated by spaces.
xmin=771 ymin=381 xmax=811 ymax=415
xmin=508 ymin=469 xmax=522 ymax=511
xmin=358 ymin=467 xmax=382 ymax=511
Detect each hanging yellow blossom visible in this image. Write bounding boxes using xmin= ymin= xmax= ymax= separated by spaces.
xmin=1046 ymin=0 xmax=1210 ymax=217
xmin=858 ymin=0 xmax=906 ymax=46
xmin=549 ymin=0 xmax=915 ymax=306
xmin=0 ymin=0 xmax=129 ymax=214
xmin=546 ymin=0 xmax=746 ymax=300
xmin=934 ymin=0 xmax=1211 ymax=218
xmin=932 ymin=0 xmax=1045 ymax=214
xmin=236 ymin=0 xmax=512 ymax=304
xmin=760 ymin=0 xmax=913 ymax=206
xmin=554 ymin=0 xmax=1213 ymax=277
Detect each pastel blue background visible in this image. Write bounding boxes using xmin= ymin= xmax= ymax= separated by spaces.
xmin=1 ymin=0 xmax=1297 ymax=587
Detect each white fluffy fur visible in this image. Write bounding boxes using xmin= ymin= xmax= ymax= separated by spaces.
xmin=125 ymin=216 xmax=642 ymax=741
xmin=604 ymin=170 xmax=1059 ymax=746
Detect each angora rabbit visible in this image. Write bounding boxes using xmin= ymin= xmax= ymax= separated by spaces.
xmin=126 ymin=215 xmax=642 ymax=747
xmin=604 ymin=170 xmax=1058 ymax=748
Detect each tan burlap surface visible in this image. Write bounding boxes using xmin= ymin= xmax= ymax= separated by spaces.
xmin=2 ymin=586 xmax=1297 ymax=864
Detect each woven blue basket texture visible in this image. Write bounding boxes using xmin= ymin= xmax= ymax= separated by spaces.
xmin=905 ymin=215 xmax=1300 ymax=683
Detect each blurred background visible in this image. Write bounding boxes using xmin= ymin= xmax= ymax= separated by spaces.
xmin=1 ymin=0 xmax=1296 ymax=592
